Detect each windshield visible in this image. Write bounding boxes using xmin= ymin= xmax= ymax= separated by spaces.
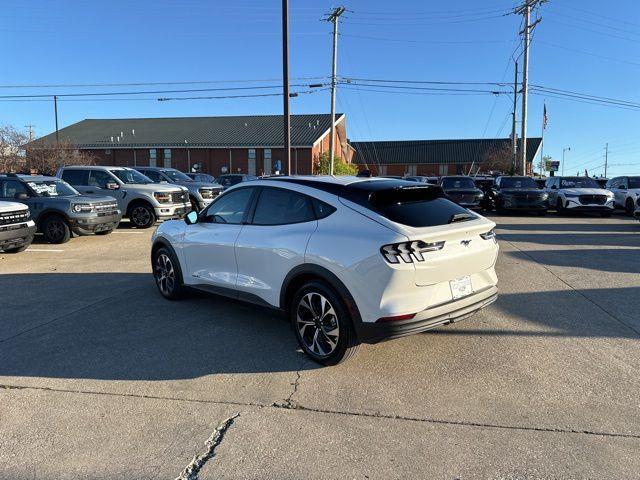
xmin=629 ymin=177 xmax=640 ymax=189
xmin=27 ymin=179 xmax=79 ymax=197
xmin=442 ymin=177 xmax=476 ymax=189
xmin=109 ymin=169 xmax=153 ymax=184
xmin=500 ymin=177 xmax=538 ymax=189
xmin=560 ymin=177 xmax=599 ymax=189
xmin=163 ymin=169 xmax=193 ymax=182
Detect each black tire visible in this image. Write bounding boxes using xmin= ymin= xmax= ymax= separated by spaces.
xmin=3 ymin=244 xmax=29 ymax=253
xmin=152 ymin=247 xmax=185 ymax=300
xmin=601 ymin=211 xmax=612 ymax=218
xmin=95 ymin=229 xmax=113 ymax=235
xmin=129 ymin=202 xmax=156 ymax=229
xmin=625 ymin=198 xmax=635 ymax=216
xmin=290 ymin=280 xmax=360 ymax=366
xmin=41 ymin=215 xmax=71 ymax=244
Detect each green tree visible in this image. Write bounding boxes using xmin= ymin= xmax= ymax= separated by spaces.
xmin=314 ymin=152 xmax=358 ymax=175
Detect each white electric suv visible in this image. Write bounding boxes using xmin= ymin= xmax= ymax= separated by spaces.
xmin=606 ymin=176 xmax=640 ymax=215
xmin=151 ymin=176 xmax=499 ymax=365
xmin=545 ymin=176 xmax=615 ymax=216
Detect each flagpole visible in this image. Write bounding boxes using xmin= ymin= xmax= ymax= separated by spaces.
xmin=539 ymin=102 xmax=545 ymax=178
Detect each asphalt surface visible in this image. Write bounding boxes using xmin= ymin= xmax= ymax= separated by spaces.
xmin=1 ymin=213 xmax=639 ymax=479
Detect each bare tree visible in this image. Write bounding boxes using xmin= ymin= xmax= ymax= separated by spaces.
xmin=479 ymin=143 xmax=512 ymax=174
xmin=25 ymin=140 xmax=96 ymax=175
xmin=0 ymin=125 xmax=29 ymax=173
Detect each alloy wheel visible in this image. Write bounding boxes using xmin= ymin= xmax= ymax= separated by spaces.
xmin=296 ymin=292 xmax=340 ymax=357
xmin=132 ymin=206 xmax=151 ymax=226
xmin=154 ymin=253 xmax=175 ymax=296
xmin=46 ymin=221 xmax=64 ymax=242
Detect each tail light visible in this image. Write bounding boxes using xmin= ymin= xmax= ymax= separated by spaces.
xmin=380 ymin=240 xmax=445 ymax=264
xmin=480 ymin=229 xmax=497 ymax=242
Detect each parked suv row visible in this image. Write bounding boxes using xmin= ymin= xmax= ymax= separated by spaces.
xmin=606 ymin=176 xmax=640 ymax=215
xmin=58 ymin=166 xmax=189 ymax=228
xmin=0 ymin=174 xmax=121 ymax=243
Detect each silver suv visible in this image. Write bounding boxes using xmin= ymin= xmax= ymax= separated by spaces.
xmin=133 ymin=167 xmax=222 ymax=212
xmin=57 ymin=166 xmax=189 ymax=228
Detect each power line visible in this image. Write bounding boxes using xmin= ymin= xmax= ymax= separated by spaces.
xmin=339 ymin=33 xmax=511 ymax=45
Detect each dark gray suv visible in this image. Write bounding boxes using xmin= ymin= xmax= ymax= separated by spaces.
xmin=0 ymin=174 xmax=121 ymax=244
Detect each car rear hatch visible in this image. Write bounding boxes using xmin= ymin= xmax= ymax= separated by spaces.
xmin=338 ymin=180 xmax=497 ymax=287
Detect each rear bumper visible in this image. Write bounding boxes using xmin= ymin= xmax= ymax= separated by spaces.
xmin=0 ymin=222 xmax=36 ymax=251
xmin=355 ymin=285 xmax=498 ymax=344
xmin=69 ymin=212 xmax=122 ymax=235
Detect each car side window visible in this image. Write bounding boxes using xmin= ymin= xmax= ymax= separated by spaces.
xmin=61 ymin=169 xmax=88 ymax=186
xmin=203 ymin=187 xmax=254 ymax=224
xmin=141 ymin=170 xmax=162 ymax=182
xmin=88 ymin=170 xmax=115 ymax=188
xmin=1 ymin=180 xmax=29 ymax=199
xmin=252 ymin=188 xmax=315 ymax=226
xmin=312 ymin=198 xmax=337 ymax=219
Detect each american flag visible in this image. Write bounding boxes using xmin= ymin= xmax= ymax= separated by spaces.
xmin=543 ymin=103 xmax=548 ymax=129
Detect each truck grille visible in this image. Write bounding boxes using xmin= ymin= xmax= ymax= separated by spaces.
xmin=579 ymin=194 xmax=607 ymax=205
xmin=199 ymin=188 xmax=219 ymax=200
xmin=92 ymin=201 xmax=119 ymax=216
xmin=171 ymin=191 xmax=188 ymax=203
xmin=0 ymin=209 xmax=30 ymax=226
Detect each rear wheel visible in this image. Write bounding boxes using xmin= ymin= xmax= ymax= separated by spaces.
xmin=4 ymin=244 xmax=29 ymax=253
xmin=290 ymin=281 xmax=360 ymax=366
xmin=129 ymin=203 xmax=156 ymax=229
xmin=152 ymin=247 xmax=185 ymax=300
xmin=625 ymin=198 xmax=635 ymax=216
xmin=42 ymin=216 xmax=71 ymax=244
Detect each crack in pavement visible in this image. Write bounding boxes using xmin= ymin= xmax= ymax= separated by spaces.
xmin=2 ymin=383 xmax=639 ymax=440
xmin=174 ymin=413 xmax=240 ymax=480
xmin=273 ymin=357 xmax=305 ymax=409
xmin=501 ymin=238 xmax=640 ymax=338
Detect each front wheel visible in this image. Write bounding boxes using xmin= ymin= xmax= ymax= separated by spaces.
xmin=291 ymin=281 xmax=360 ymax=366
xmin=42 ymin=216 xmax=71 ymax=244
xmin=152 ymin=247 xmax=185 ymax=300
xmin=625 ymin=198 xmax=635 ymax=216
xmin=4 ymin=244 xmax=29 ymax=253
xmin=95 ymin=229 xmax=113 ymax=236
xmin=129 ymin=203 xmax=156 ymax=229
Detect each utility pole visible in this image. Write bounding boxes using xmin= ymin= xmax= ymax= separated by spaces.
xmin=511 ymin=61 xmax=518 ymax=174
xmin=25 ymin=125 xmax=34 ymax=142
xmin=325 ymin=6 xmax=345 ymax=175
xmin=53 ymin=95 xmax=60 ymax=145
xmin=514 ymin=0 xmax=545 ymax=176
xmin=604 ymin=143 xmax=609 ymax=178
xmin=282 ymin=0 xmax=291 ymax=174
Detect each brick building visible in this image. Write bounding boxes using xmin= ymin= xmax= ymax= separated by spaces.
xmin=351 ymin=138 xmax=542 ymax=176
xmin=30 ymin=114 xmax=352 ymax=176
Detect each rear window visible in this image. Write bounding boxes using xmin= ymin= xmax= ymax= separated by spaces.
xmin=344 ymin=182 xmax=475 ymax=227
xmin=442 ymin=177 xmax=476 ymax=189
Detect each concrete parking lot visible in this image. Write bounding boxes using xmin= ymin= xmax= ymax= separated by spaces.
xmin=1 ymin=214 xmax=639 ymax=479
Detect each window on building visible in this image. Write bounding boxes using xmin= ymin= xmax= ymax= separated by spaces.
xmin=149 ymin=149 xmax=157 ymax=167
xmin=163 ymin=149 xmax=172 ymax=168
xmin=263 ymin=148 xmax=272 ymax=175
xmin=438 ymin=164 xmax=448 ymax=176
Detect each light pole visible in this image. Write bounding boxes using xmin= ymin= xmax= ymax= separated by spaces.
xmin=561 ymin=147 xmax=570 ymax=176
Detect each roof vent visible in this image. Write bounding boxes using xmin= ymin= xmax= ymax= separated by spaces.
xmin=120 ymin=131 xmax=124 ymax=137
xmin=110 ymin=136 xmax=114 ymax=142
xmin=244 ymin=122 xmax=248 ymax=127
xmin=131 ymin=129 xmax=135 ymax=135
xmin=317 ymin=119 xmax=320 ymax=125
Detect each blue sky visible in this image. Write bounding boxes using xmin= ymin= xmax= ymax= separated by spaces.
xmin=2 ymin=0 xmax=639 ymax=176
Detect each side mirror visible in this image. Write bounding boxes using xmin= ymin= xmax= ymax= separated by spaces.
xmin=185 ymin=210 xmax=198 ymax=225
xmin=15 ymin=192 xmax=29 ymax=200
xmin=106 ymin=182 xmax=120 ymax=190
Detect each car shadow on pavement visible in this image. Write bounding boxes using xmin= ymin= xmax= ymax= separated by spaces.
xmin=504 ymin=248 xmax=640 ymax=274
xmin=0 ymin=272 xmax=319 ymax=380
xmin=429 ymin=286 xmax=640 ymax=340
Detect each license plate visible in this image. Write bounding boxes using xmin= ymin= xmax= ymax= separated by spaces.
xmin=450 ymin=276 xmax=473 ymax=300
